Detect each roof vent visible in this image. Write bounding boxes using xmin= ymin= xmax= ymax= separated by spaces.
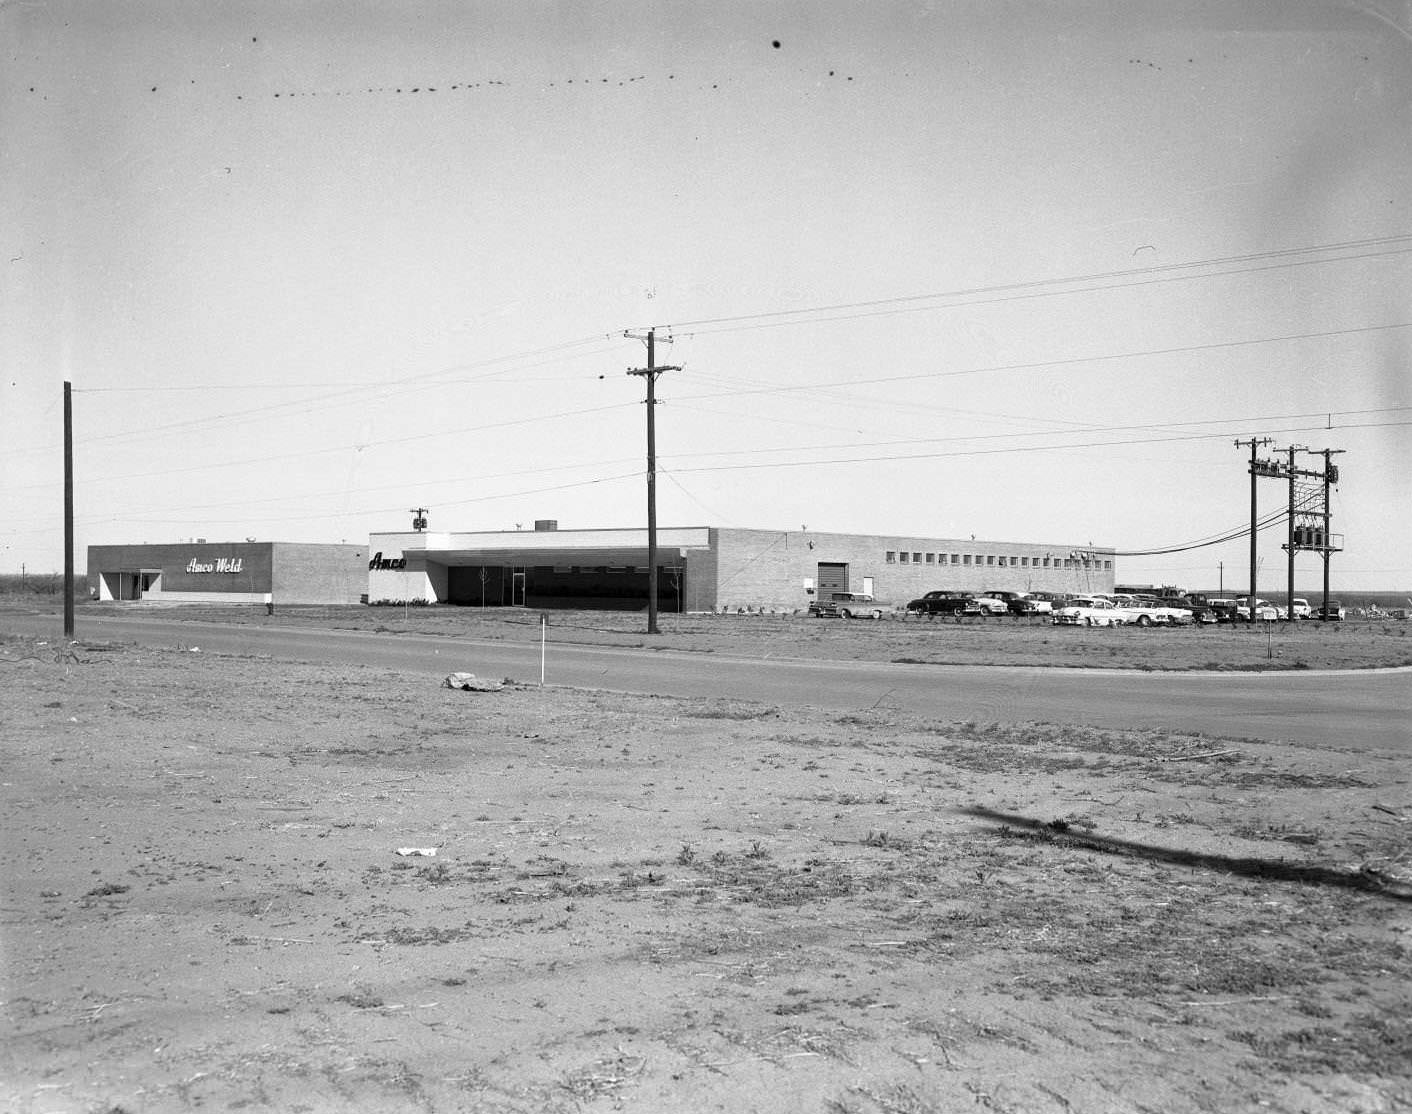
xmin=534 ymin=519 xmax=558 ymax=532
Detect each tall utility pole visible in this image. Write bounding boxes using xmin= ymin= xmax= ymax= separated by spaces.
xmin=1235 ymin=437 xmax=1272 ymax=625
xmin=1315 ymin=449 xmax=1345 ymax=620
xmin=1283 ymin=444 xmax=1306 ymax=622
xmin=626 ymin=328 xmax=679 ymax=635
xmin=64 ymin=381 xmax=74 ymax=639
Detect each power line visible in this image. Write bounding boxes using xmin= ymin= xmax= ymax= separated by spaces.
xmin=658 ymin=405 xmax=1412 ymax=465
xmin=662 ymin=233 xmax=1412 ymax=333
xmin=670 ymin=320 xmax=1412 ymax=405
xmin=1114 ymin=508 xmax=1289 ymax=556
xmin=5 ymin=400 xmax=639 ymax=490
xmin=661 ymin=420 xmax=1412 ymax=475
xmin=70 ymin=468 xmax=644 ymax=528
xmin=38 ymin=333 xmax=627 ymax=454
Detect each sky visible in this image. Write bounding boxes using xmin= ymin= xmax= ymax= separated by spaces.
xmin=3 ymin=0 xmax=1410 ymax=593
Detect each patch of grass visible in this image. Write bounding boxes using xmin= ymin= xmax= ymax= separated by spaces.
xmin=84 ymin=882 xmax=130 ymax=897
xmin=1229 ymin=1012 xmax=1412 ymax=1077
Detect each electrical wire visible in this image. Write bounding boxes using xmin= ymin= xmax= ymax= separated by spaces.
xmin=1114 ymin=508 xmax=1289 ymax=556
xmin=662 ymin=420 xmax=1411 ymax=475
xmin=669 ymin=321 xmax=1412 ymax=406
xmin=658 ymin=405 xmax=1412 ymax=465
xmin=661 ymin=233 xmax=1412 ymax=333
xmin=48 ymin=333 xmax=629 ymax=451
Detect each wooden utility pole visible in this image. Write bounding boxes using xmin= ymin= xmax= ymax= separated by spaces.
xmin=1283 ymin=444 xmax=1305 ymax=622
xmin=627 ymin=328 xmax=679 ymax=635
xmin=1235 ymin=437 xmax=1272 ymax=625
xmin=64 ymin=381 xmax=74 ymax=639
xmin=1316 ymin=449 xmax=1345 ymax=620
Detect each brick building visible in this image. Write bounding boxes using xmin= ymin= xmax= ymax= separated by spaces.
xmin=87 ymin=542 xmax=367 ymax=605
xmin=366 ymin=524 xmax=1115 ymax=612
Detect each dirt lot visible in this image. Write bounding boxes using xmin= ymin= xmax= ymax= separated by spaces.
xmin=2 ymin=629 xmax=1409 ymax=1113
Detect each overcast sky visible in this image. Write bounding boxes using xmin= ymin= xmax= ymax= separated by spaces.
xmin=4 ymin=0 xmax=1410 ymax=592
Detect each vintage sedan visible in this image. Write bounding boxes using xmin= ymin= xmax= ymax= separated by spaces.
xmin=905 ymin=590 xmax=983 ymax=617
xmin=1124 ymin=597 xmax=1194 ymax=626
xmin=1007 ymin=592 xmax=1055 ymax=616
xmin=1234 ymin=597 xmax=1280 ymax=621
xmin=810 ymin=591 xmax=889 ymax=619
xmin=1052 ymin=597 xmax=1129 ymax=627
xmin=971 ymin=592 xmax=1011 ymax=615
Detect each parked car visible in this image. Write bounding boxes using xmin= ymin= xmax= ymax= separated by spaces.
xmin=1314 ymin=601 xmax=1346 ymax=621
xmin=1289 ymin=597 xmax=1312 ymax=620
xmin=809 ymin=591 xmax=887 ymax=619
xmin=1007 ymin=593 xmax=1055 ymax=616
xmin=1053 ymin=597 xmax=1128 ymax=627
xmin=1161 ymin=595 xmax=1214 ymax=623
xmin=1131 ymin=597 xmax=1196 ymax=625
xmin=1119 ymin=598 xmax=1175 ymax=626
xmin=1235 ymin=597 xmax=1280 ymax=621
xmin=971 ymin=593 xmax=1010 ymax=616
xmin=905 ymin=590 xmax=983 ymax=617
xmin=1204 ymin=597 xmax=1241 ymax=623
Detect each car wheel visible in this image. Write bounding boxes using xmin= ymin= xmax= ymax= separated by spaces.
xmin=1137 ymin=614 xmax=1152 ymax=627
xmin=840 ymin=609 xmax=853 ymax=619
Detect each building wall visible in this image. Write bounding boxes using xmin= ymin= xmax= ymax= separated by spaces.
xmin=88 ymin=543 xmax=273 ymax=602
xmin=367 ymin=554 xmax=447 ymax=604
xmin=88 ymin=542 xmax=367 ymax=605
xmin=709 ymin=528 xmax=1115 ymax=611
xmin=687 ymin=537 xmax=720 ymax=613
xmin=270 ymin=544 xmax=368 ymax=605
xmin=359 ymin=526 xmax=1114 ymax=612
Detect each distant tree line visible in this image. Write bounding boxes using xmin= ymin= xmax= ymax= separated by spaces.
xmin=0 ymin=572 xmax=93 ymax=598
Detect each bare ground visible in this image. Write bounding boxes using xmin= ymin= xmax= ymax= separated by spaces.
xmin=2 ymin=634 xmax=1409 ymax=1113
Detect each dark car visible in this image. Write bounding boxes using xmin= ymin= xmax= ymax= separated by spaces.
xmin=905 ymin=590 xmax=983 ymax=616
xmin=1314 ymin=601 xmax=1346 ymax=621
xmin=1161 ymin=595 xmax=1216 ymax=623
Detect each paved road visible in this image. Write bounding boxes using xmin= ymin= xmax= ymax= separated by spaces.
xmin=8 ymin=612 xmax=1408 ymax=755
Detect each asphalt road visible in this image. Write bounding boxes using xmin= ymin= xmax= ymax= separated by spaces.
xmin=8 ymin=612 xmax=1409 ymax=756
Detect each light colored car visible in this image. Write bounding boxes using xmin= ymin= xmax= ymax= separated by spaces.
xmin=1118 ymin=598 xmax=1171 ymax=626
xmin=1008 ymin=592 xmax=1054 ymax=616
xmin=971 ymin=593 xmax=1010 ymax=616
xmin=1290 ymin=598 xmax=1312 ymax=620
xmin=809 ymin=592 xmax=888 ymax=619
xmin=1053 ymin=597 xmax=1128 ymax=627
xmin=1235 ymin=597 xmax=1279 ymax=621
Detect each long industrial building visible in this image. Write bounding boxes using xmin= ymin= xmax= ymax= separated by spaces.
xmin=365 ymin=522 xmax=1115 ymax=611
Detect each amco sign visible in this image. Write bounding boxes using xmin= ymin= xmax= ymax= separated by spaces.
xmin=368 ymin=551 xmax=408 ymax=570
xmin=185 ymin=557 xmax=244 ymax=574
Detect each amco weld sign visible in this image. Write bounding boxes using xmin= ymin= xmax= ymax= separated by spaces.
xmin=186 ymin=557 xmax=244 ymax=574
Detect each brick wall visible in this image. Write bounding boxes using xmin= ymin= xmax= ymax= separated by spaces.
xmin=709 ymin=529 xmax=1114 ymax=612
xmin=271 ymin=544 xmax=368 ymax=605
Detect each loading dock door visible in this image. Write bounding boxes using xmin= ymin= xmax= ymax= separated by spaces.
xmin=816 ymin=562 xmax=848 ymax=599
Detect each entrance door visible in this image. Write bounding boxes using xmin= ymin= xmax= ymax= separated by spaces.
xmin=816 ymin=562 xmax=848 ymax=599
xmin=511 ymin=569 xmax=527 ymax=607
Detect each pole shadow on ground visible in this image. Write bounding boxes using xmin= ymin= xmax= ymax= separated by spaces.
xmin=962 ymin=806 xmax=1411 ymax=902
